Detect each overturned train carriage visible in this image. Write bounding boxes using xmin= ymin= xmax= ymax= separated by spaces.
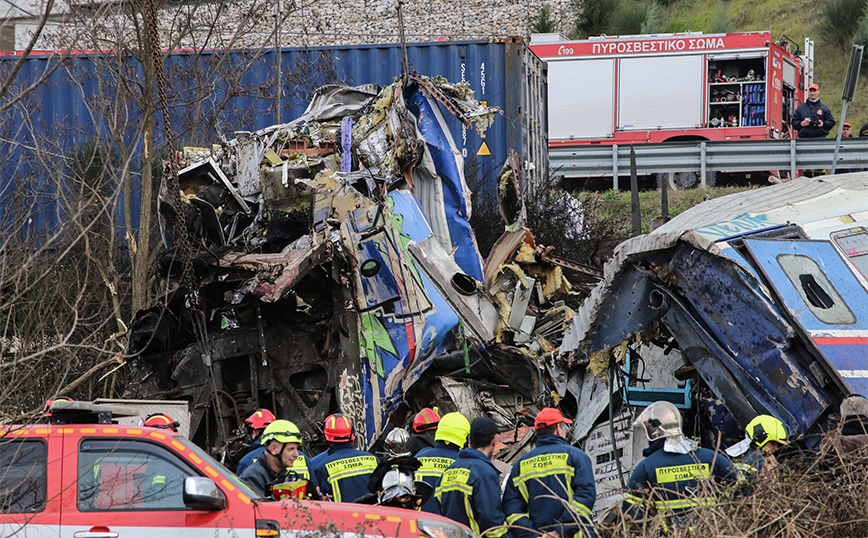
xmin=124 ymin=74 xmax=597 ymax=464
xmin=561 ymin=174 xmax=868 ymax=514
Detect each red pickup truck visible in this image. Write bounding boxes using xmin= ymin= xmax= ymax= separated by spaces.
xmin=0 ymin=401 xmax=472 ymax=538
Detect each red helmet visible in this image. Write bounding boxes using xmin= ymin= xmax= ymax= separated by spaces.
xmin=412 ymin=408 xmax=440 ymax=433
xmin=324 ymin=413 xmax=354 ymax=442
xmin=141 ymin=413 xmax=179 ymax=432
xmin=42 ymin=397 xmax=74 ymax=417
xmin=245 ymin=409 xmax=276 ymax=430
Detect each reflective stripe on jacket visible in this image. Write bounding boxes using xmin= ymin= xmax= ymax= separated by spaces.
xmin=502 ymin=435 xmax=595 ymax=538
xmin=309 ymin=443 xmax=378 ymax=502
xmin=434 ymin=447 xmax=507 ymax=538
xmin=621 ymin=442 xmax=736 ymax=526
xmin=415 ymin=441 xmax=459 ymax=513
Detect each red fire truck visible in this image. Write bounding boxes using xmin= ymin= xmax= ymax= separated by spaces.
xmin=530 ymin=31 xmax=814 ymax=186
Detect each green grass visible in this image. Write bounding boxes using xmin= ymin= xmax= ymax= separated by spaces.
xmin=590 ymin=186 xmax=754 ymax=235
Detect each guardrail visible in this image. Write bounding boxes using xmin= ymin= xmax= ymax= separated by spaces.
xmin=550 ymin=138 xmax=868 ymax=188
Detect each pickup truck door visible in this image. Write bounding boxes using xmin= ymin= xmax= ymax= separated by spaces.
xmin=59 ymin=433 xmax=255 ymax=538
xmin=744 ymin=238 xmax=868 ymax=396
xmin=0 ymin=428 xmax=62 ymax=537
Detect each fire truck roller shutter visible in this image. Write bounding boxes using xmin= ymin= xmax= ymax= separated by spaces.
xmin=547 ymin=58 xmax=615 ymax=140
xmin=618 ymin=55 xmax=704 ymax=131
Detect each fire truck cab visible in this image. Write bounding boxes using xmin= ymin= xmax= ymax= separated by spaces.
xmin=530 ymin=31 xmax=812 ymax=147
xmin=0 ymin=401 xmax=471 ymax=538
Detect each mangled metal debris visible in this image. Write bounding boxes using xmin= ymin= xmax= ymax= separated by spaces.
xmin=125 ymin=74 xmax=595 ymax=464
xmin=558 ymin=175 xmax=868 ymax=515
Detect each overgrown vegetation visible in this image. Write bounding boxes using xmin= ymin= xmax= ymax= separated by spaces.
xmin=597 ymin=427 xmax=868 ymax=537
xmin=471 ymin=172 xmax=745 ymax=270
xmin=531 ymin=5 xmax=558 ymax=34
xmin=819 ymin=0 xmax=868 ymax=51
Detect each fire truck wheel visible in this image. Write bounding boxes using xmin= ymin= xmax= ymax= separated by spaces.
xmin=663 ymin=171 xmax=716 ymax=190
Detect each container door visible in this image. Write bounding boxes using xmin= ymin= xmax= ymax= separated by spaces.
xmin=546 ymin=58 xmax=615 ymax=140
xmin=618 ymin=54 xmax=703 ymax=130
xmin=744 ymin=238 xmax=868 ymax=396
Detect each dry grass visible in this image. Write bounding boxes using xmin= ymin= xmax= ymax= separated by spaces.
xmin=595 ymin=429 xmax=868 ymax=537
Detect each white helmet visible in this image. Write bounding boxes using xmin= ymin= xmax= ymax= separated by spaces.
xmin=380 ymin=469 xmax=416 ymax=504
xmin=385 ymin=428 xmax=411 ymax=458
xmin=634 ymin=401 xmax=683 ymax=442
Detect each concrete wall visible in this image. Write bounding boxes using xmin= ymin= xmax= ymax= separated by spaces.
xmin=2 ymin=0 xmax=576 ymax=51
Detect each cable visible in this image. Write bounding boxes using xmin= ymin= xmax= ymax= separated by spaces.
xmin=608 ymin=354 xmax=626 ymax=489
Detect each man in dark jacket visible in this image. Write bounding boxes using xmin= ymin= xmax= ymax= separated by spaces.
xmin=236 ymin=408 xmax=275 ymax=475
xmin=409 ymin=408 xmax=440 ymax=455
xmin=792 ymin=83 xmax=835 ymax=138
xmin=239 ymin=419 xmax=304 ymax=498
xmin=503 ymin=408 xmax=595 ymax=538
xmin=622 ymin=402 xmax=737 ymax=531
xmin=308 ymin=413 xmax=378 ymax=502
xmin=415 ymin=412 xmax=470 ymax=513
xmin=435 ymin=417 xmax=507 ymax=537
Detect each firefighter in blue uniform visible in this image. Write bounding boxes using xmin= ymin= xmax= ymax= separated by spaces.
xmin=726 ymin=414 xmax=789 ymax=480
xmin=236 ymin=408 xmax=276 ymax=475
xmin=435 ymin=417 xmax=507 ymax=537
xmin=309 ymin=413 xmax=379 ymax=502
xmin=503 ymin=408 xmax=596 ymax=538
xmin=622 ymin=401 xmax=737 ymax=531
xmin=415 ymin=411 xmax=470 ymax=513
xmin=239 ymin=419 xmax=313 ymax=498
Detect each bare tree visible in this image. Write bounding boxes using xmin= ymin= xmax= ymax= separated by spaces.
xmin=0 ymin=0 xmax=336 ymax=418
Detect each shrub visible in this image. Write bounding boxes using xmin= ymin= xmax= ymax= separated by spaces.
xmin=572 ymin=0 xmax=617 ymax=38
xmin=819 ymin=0 xmax=868 ymax=50
xmin=531 ymin=5 xmax=558 ymax=34
xmin=709 ymin=3 xmax=733 ymax=34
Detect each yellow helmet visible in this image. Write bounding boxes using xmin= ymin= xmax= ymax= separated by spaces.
xmin=746 ymin=415 xmax=788 ymax=448
xmin=435 ymin=412 xmax=470 ymax=447
xmin=261 ymin=419 xmax=302 ymax=445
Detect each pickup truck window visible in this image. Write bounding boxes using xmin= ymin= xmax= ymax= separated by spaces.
xmin=0 ymin=439 xmax=47 ymax=513
xmin=78 ymin=439 xmax=198 ymax=511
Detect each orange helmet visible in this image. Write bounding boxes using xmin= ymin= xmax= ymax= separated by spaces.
xmin=324 ymin=413 xmax=354 ymax=442
xmin=141 ymin=413 xmax=179 ymax=432
xmin=412 ymin=408 xmax=440 ymax=433
xmin=245 ymin=409 xmax=276 ymax=430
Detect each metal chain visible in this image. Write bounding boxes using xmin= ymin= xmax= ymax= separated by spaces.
xmin=142 ymin=0 xmax=195 ymax=290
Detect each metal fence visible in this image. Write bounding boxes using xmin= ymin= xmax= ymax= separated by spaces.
xmin=550 ymin=138 xmax=868 ymax=188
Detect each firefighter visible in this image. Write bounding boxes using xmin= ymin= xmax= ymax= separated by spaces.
xmin=409 ymin=407 xmax=440 ymax=454
xmin=236 ymin=408 xmax=276 ymax=475
xmin=309 ymin=413 xmax=379 ymax=502
xmin=415 ymin=411 xmax=470 ymax=513
xmin=503 ymin=408 xmax=595 ymax=538
xmin=435 ymin=417 xmax=507 ymax=537
xmin=238 ymin=419 xmax=305 ymax=498
xmin=140 ymin=413 xmax=180 ymax=432
xmin=792 ymin=83 xmax=835 ymax=139
xmin=622 ymin=401 xmax=737 ymax=531
xmin=728 ymin=414 xmax=789 ymax=478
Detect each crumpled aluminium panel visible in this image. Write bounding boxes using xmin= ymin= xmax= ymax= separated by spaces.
xmin=128 ymin=75 xmax=581 ymax=458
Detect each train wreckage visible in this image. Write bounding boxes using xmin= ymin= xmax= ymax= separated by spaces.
xmin=124 ymin=70 xmax=867 ymax=513
xmin=124 ymin=74 xmax=601 ymax=466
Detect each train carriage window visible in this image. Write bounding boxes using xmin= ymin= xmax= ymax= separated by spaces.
xmin=0 ymin=439 xmax=47 ymax=513
xmin=777 ymin=253 xmax=856 ymax=325
xmin=832 ymin=227 xmax=868 ymax=280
